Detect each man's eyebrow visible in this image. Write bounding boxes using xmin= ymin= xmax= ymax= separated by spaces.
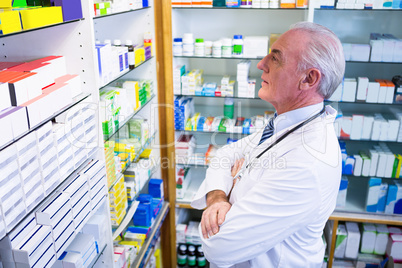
xmin=271 ymin=49 xmax=283 ymax=59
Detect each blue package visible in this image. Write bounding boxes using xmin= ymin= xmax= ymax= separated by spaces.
xmin=149 ymin=179 xmax=163 ymax=199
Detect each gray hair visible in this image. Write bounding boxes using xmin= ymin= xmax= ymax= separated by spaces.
xmin=290 ymin=22 xmax=345 ymax=99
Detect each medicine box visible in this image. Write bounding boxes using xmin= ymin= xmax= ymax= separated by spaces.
xmin=360 ymin=223 xmax=377 ymax=254
xmin=13 ymin=224 xmax=53 ymax=265
xmin=365 ymin=177 xmax=382 ymax=212
xmin=345 ymin=222 xmax=360 ymax=259
xmin=374 ymin=224 xmax=389 ymax=255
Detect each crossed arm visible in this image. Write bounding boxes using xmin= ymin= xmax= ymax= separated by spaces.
xmin=200 ymin=158 xmax=244 ymax=239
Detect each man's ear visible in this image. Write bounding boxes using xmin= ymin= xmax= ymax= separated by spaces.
xmin=299 ymin=68 xmax=321 ymax=91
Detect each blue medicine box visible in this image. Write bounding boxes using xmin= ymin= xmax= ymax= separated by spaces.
xmin=151 ymin=198 xmax=162 ymax=218
xmin=133 ymin=203 xmax=152 ymax=227
xmin=149 ymin=179 xmax=163 ymax=199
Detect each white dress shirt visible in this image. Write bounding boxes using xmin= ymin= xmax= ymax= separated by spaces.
xmin=191 ymin=103 xmax=341 ymax=268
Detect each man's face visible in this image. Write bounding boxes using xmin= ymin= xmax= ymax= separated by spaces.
xmin=257 ymin=30 xmax=307 ymax=109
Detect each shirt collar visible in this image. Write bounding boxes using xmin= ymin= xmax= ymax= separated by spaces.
xmin=273 ymin=102 xmax=324 ymax=134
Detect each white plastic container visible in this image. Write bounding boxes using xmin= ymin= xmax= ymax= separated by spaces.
xmin=233 ymin=35 xmax=243 ymax=58
xmin=183 ymin=33 xmax=194 ymax=56
xmin=204 ymin=41 xmax=213 ymax=57
xmin=222 ymin=38 xmax=232 ymax=58
xmin=195 ymin=38 xmax=205 ymax=57
xmin=173 ymin=38 xmax=183 ymax=56
xmin=212 ymin=41 xmax=222 ymax=58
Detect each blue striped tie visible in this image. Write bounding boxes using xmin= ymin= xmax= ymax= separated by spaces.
xmin=258 ymin=113 xmax=277 ymax=145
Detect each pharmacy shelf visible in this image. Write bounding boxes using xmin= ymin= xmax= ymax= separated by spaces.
xmin=346 ymin=61 xmax=402 ymax=64
xmin=175 ymin=94 xmax=402 ymax=106
xmin=90 ymin=243 xmax=108 ymax=268
xmin=177 ymin=129 xmax=402 ymax=144
xmin=0 ymin=92 xmax=91 ymax=152
xmin=173 ymin=7 xmax=307 ymax=10
xmin=330 ymin=211 xmax=402 ymax=226
xmin=108 ymin=133 xmax=157 ymax=191
xmin=131 ymin=202 xmax=170 ymax=268
xmin=99 ymin=56 xmax=154 ymax=90
xmin=174 ymin=55 xmax=264 ymax=60
xmin=104 ymin=94 xmax=156 ymax=141
xmin=0 ymin=18 xmax=84 ymax=38
xmin=93 ymin=6 xmax=151 ymax=19
xmin=112 ymin=201 xmax=140 ymax=240
xmin=316 ymin=8 xmax=402 ymax=11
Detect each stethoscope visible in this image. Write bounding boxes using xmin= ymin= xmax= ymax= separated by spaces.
xmin=233 ymin=107 xmax=326 ymax=182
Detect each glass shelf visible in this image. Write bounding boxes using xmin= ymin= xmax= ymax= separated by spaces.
xmin=0 ymin=93 xmax=91 ymax=152
xmin=316 ymin=8 xmax=402 ymax=11
xmin=175 ymin=94 xmax=402 ymax=106
xmin=89 ymin=243 xmax=108 ymax=267
xmin=103 ymin=95 xmax=156 ymax=141
xmin=99 ymin=56 xmax=154 ymax=90
xmin=0 ymin=18 xmax=83 ymax=39
xmin=93 ymin=6 xmax=151 ymax=19
xmin=174 ymin=55 xmax=264 ymax=60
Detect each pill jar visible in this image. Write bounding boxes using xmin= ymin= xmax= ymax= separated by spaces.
xmin=221 ymin=38 xmax=232 ymax=57
xmin=183 ymin=33 xmax=194 ymax=56
xmin=204 ymin=41 xmax=213 ymax=57
xmin=173 ymin=38 xmax=183 ymax=56
xmin=212 ymin=41 xmax=222 ymax=58
xmin=233 ymin=35 xmax=243 ymax=57
xmin=194 ymin=38 xmax=205 ymax=57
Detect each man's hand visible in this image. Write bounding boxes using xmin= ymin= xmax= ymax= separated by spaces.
xmin=201 ymin=159 xmax=245 ymax=239
xmin=201 ymin=190 xmax=231 ymax=239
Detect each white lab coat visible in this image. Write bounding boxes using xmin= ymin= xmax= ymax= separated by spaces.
xmin=191 ymin=105 xmax=342 ymax=268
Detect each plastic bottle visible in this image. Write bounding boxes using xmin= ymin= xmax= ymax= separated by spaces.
xmin=173 ymin=38 xmax=183 ymax=56
xmin=104 ymin=39 xmax=111 ymax=45
xmin=205 ymin=41 xmax=213 ymax=57
xmin=212 ymin=40 xmax=222 ymax=58
xmin=177 ymin=244 xmax=187 ymax=267
xmin=183 ymin=33 xmax=194 ymax=56
xmin=224 ymin=97 xmax=234 ymax=119
xmin=233 ymin=35 xmax=243 ymax=57
xmin=197 ymin=246 xmax=206 ymax=267
xmin=222 ymin=38 xmax=232 ymax=57
xmin=125 ymin=40 xmax=135 ymax=69
xmin=187 ymin=245 xmax=196 ymax=267
xmin=195 ymin=38 xmax=205 ymax=57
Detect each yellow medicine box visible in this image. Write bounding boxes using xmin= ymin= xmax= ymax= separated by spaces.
xmin=0 ymin=10 xmax=22 ymax=34
xmin=20 ymin=7 xmax=63 ymax=30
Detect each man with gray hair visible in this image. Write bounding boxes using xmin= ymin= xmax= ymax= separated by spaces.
xmin=191 ymin=22 xmax=345 ymax=267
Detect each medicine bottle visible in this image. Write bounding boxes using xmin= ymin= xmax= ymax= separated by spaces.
xmin=125 ymin=40 xmax=135 ymax=70
xmin=212 ymin=41 xmax=222 ymax=58
xmin=183 ymin=33 xmax=194 ymax=56
xmin=177 ymin=244 xmax=187 ymax=267
xmin=197 ymin=246 xmax=206 ymax=267
xmin=233 ymin=35 xmax=243 ymax=57
xmin=104 ymin=39 xmax=111 ymax=45
xmin=195 ymin=38 xmax=205 ymax=57
xmin=205 ymin=41 xmax=213 ymax=57
xmin=113 ymin=39 xmax=122 ymax=46
xmin=187 ymin=245 xmax=196 ymax=267
xmin=224 ymin=97 xmax=234 ymax=119
xmin=173 ymin=38 xmax=183 ymax=56
xmin=222 ymin=38 xmax=232 ymax=58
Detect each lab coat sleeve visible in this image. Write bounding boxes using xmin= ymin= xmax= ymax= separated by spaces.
xmin=199 ymin=151 xmax=322 ymax=267
xmin=191 ymin=132 xmax=261 ymax=209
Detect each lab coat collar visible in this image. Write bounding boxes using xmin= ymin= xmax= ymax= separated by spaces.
xmin=253 ymin=104 xmax=337 ymax=151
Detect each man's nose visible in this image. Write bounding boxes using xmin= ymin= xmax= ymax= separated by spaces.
xmin=257 ymin=55 xmax=269 ymax=71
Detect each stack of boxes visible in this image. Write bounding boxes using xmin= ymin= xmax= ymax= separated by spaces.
xmin=172 ymin=0 xmax=212 ymax=7
xmin=181 ymin=69 xmax=203 ymax=95
xmin=57 ymin=233 xmax=98 ymax=267
xmin=237 ymin=61 xmax=255 ymax=98
xmin=176 ymin=167 xmax=190 ymax=199
xmin=221 ymin=76 xmax=235 ymax=97
xmin=175 ymin=134 xmax=196 ymax=165
xmin=174 ymin=96 xmax=194 ymax=131
xmin=36 ymin=192 xmax=75 ymax=259
xmin=325 ymin=222 xmax=402 ymax=265
xmin=0 ymin=2 xmax=82 ymax=35
xmin=0 ymin=159 xmax=107 ymax=267
xmin=0 ymin=56 xmax=84 ymax=149
xmin=109 ymin=175 xmax=128 ymax=227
